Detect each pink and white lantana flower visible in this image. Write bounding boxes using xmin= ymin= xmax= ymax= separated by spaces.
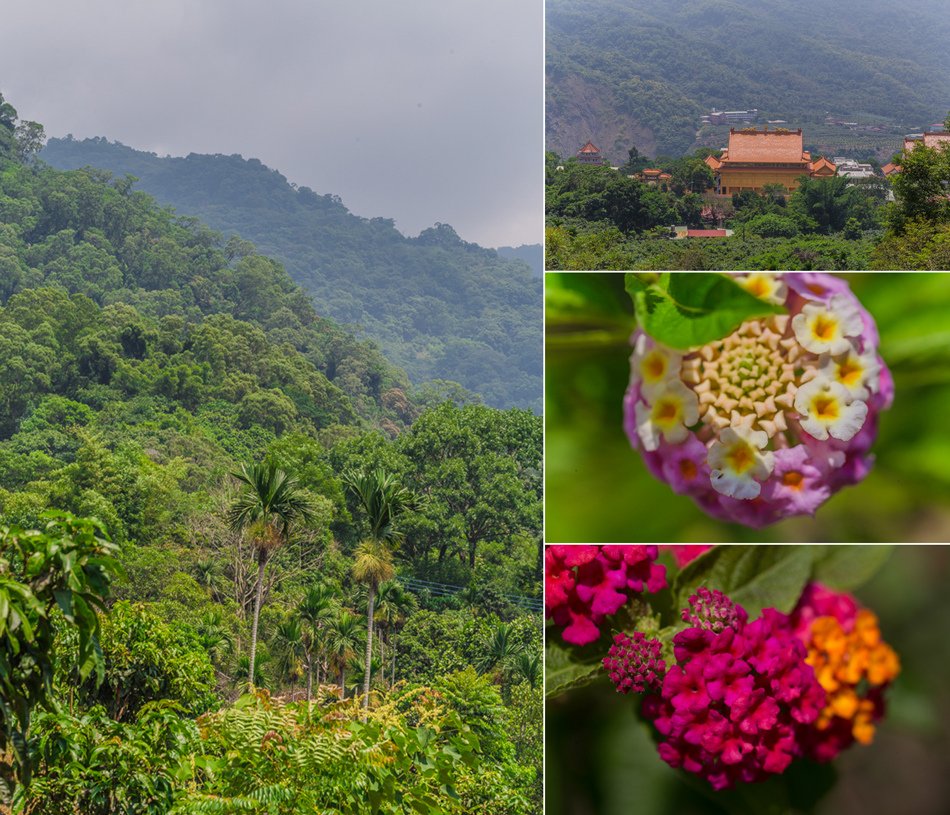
xmin=624 ymin=273 xmax=892 ymax=527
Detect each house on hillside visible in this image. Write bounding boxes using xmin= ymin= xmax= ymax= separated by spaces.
xmin=703 ymin=128 xmax=836 ymax=195
xmin=834 ymin=159 xmax=876 ymax=180
xmin=576 ymin=141 xmax=604 ymax=164
xmin=904 ymin=131 xmax=950 ymax=152
xmin=703 ymin=109 xmax=759 ymax=125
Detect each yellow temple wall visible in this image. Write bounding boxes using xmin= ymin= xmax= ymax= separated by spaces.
xmin=719 ymin=169 xmax=807 ymax=194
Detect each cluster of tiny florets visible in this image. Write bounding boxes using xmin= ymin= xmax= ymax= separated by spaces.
xmin=603 ymin=632 xmax=666 ymax=694
xmin=640 ymin=600 xmax=826 ymax=790
xmin=790 ymin=583 xmax=900 ymax=762
xmin=545 ymin=545 xmax=667 ymax=646
xmin=681 ymin=586 xmax=747 ymax=633
xmin=624 ymin=273 xmax=893 ymax=526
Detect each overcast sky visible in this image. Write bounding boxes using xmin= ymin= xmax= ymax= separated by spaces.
xmin=1 ymin=1 xmax=542 ymax=248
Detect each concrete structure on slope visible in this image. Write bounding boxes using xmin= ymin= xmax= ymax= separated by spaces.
xmin=835 ymin=159 xmax=876 ymax=180
xmin=704 ymin=128 xmax=836 ymax=195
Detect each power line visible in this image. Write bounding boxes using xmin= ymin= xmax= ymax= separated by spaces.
xmin=395 ymin=575 xmax=542 ymax=612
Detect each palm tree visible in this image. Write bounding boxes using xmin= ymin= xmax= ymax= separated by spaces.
xmin=228 ymin=459 xmax=314 ymax=686
xmin=196 ymin=609 xmax=233 ymax=666
xmin=298 ymin=584 xmax=335 ymax=705
xmin=352 ymin=541 xmax=394 ymax=708
xmin=477 ymin=621 xmax=518 ymax=676
xmin=273 ymin=618 xmax=305 ymax=697
xmin=343 ymin=468 xmax=417 ymax=713
xmin=514 ymin=651 xmax=541 ymax=690
xmin=374 ymin=580 xmax=416 ymax=685
xmin=326 ymin=609 xmax=363 ymax=698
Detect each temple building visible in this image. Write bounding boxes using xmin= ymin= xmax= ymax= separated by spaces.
xmin=576 ymin=141 xmax=603 ymax=164
xmin=636 ymin=168 xmax=672 ymax=185
xmin=704 ymin=128 xmax=836 ymax=195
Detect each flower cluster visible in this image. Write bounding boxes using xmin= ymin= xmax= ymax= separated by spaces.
xmin=604 ymin=632 xmax=666 ymax=694
xmin=545 ymin=545 xmax=667 ymax=646
xmin=681 ymin=586 xmax=747 ymax=633
xmin=638 ymin=600 xmax=826 ymax=790
xmin=791 ymin=583 xmax=900 ymax=761
xmin=623 ymin=273 xmax=893 ymax=526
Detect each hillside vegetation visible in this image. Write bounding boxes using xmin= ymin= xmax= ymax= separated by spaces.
xmin=41 ymin=137 xmax=542 ymax=412
xmin=547 ymin=0 xmax=950 ymax=160
xmin=1 ymin=94 xmax=542 ymax=813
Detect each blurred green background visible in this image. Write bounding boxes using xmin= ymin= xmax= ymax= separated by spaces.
xmin=545 ymin=272 xmax=950 ymax=542
xmin=545 ymin=546 xmax=950 ymax=815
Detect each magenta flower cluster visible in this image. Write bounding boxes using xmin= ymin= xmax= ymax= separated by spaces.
xmin=603 ymin=632 xmax=666 ymax=694
xmin=639 ymin=600 xmax=826 ymax=790
xmin=623 ymin=273 xmax=893 ymax=527
xmin=681 ymin=586 xmax=747 ymax=633
xmin=545 ymin=545 xmax=667 ymax=646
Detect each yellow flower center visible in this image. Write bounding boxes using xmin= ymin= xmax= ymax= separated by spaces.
xmin=643 ymin=351 xmax=667 ymax=382
xmin=725 ymin=441 xmax=756 ymax=475
xmin=745 ymin=276 xmax=771 ymax=299
xmin=836 ymin=357 xmax=863 ymax=387
xmin=680 ymin=459 xmax=697 ymax=480
xmin=812 ymin=313 xmax=838 ymax=342
xmin=812 ymin=394 xmax=840 ymax=421
xmin=653 ymin=398 xmax=681 ymax=427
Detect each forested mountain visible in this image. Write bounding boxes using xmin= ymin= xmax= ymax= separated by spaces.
xmin=496 ymin=243 xmax=543 ymax=277
xmin=547 ymin=0 xmax=950 ymax=160
xmin=41 ymin=137 xmax=542 ymax=412
xmin=1 ymin=95 xmax=542 ymax=812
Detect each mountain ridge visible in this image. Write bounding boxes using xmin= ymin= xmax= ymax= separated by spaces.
xmin=42 ymin=136 xmax=542 ymax=412
xmin=547 ymin=0 xmax=950 ymax=161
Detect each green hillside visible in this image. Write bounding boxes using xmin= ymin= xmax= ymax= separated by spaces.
xmin=1 ymin=95 xmax=542 ymax=812
xmin=547 ymin=0 xmax=950 ymax=160
xmin=41 ymin=137 xmax=542 ymax=412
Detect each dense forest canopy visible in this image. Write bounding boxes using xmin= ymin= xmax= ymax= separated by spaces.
xmin=547 ymin=0 xmax=950 ymax=159
xmin=41 ymin=136 xmax=542 ymax=413
xmin=0 ymin=92 xmax=542 ymax=813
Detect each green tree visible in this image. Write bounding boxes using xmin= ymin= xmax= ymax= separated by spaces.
xmin=228 ymin=460 xmax=314 ymax=686
xmin=374 ymin=580 xmax=416 ymax=685
xmin=298 ymin=584 xmax=334 ymax=705
xmin=326 ymin=609 xmax=362 ymax=698
xmin=0 ymin=514 xmax=117 ymax=791
xmin=344 ymin=467 xmax=416 ymax=712
xmin=273 ymin=617 xmax=305 ymax=695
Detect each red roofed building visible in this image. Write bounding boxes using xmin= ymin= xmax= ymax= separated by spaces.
xmin=881 ymin=162 xmax=901 ymax=177
xmin=904 ymin=131 xmax=950 ymax=152
xmin=704 ymin=128 xmax=836 ymax=195
xmin=576 ymin=141 xmax=603 ymax=164
xmin=637 ymin=168 xmax=673 ymax=185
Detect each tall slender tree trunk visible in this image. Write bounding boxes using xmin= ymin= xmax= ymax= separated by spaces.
xmin=248 ymin=553 xmax=267 ymax=686
xmin=362 ymin=584 xmax=376 ymax=718
xmin=306 ymin=654 xmax=313 ymax=705
xmin=339 ymin=667 xmax=345 ymax=698
xmin=379 ymin=633 xmax=386 ymax=689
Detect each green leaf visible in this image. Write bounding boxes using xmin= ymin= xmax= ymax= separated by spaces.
xmin=630 ymin=273 xmax=785 ymax=350
xmin=544 ymin=636 xmax=606 ymax=698
xmin=810 ymin=545 xmax=894 ymax=591
xmin=672 ymin=546 xmax=813 ymax=618
xmin=547 ymin=273 xmax=633 ymax=325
